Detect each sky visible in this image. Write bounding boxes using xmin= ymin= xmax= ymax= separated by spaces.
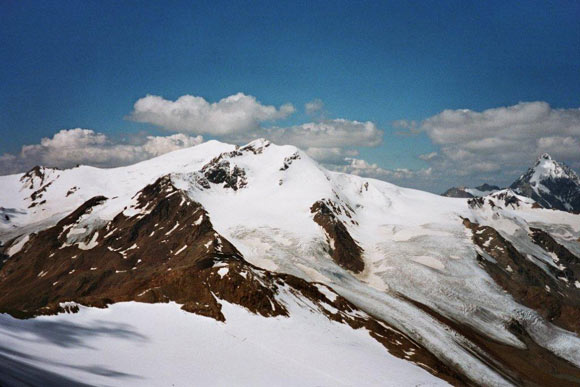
xmin=1 ymin=0 xmax=579 ymax=193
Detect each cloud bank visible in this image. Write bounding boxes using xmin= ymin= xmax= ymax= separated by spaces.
xmin=331 ymin=158 xmax=432 ymax=181
xmin=1 ymin=93 xmax=384 ymax=176
xmin=407 ymin=102 xmax=580 ymax=187
xmin=129 ymin=93 xmax=295 ymax=135
xmin=7 ymin=93 xmax=575 ymax=194
xmin=0 ymin=129 xmax=203 ymax=174
xmin=129 ymin=93 xmax=384 ymax=167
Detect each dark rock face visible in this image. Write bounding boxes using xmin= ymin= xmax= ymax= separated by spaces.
xmin=192 ymin=143 xmax=277 ymax=191
xmin=280 ymin=152 xmax=300 ymax=171
xmin=20 ymin=166 xmax=48 ymax=189
xmin=474 ymin=183 xmax=500 ymax=192
xmin=310 ymin=199 xmax=364 ymax=273
xmin=442 ymin=184 xmax=501 ymax=198
xmin=510 ymin=153 xmax=580 ymax=213
xmin=18 ymin=166 xmax=60 ymax=209
xmin=239 ymin=139 xmax=270 ymax=154
xmin=529 ymin=227 xmax=580 ymax=288
xmin=0 ymin=176 xmax=294 ymax=322
xmin=463 ymin=218 xmax=580 ymax=334
xmin=199 ymin=159 xmax=247 ymax=191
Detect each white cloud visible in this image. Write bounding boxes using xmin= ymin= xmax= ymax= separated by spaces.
xmin=264 ymin=119 xmax=383 ymax=149
xmin=128 ymin=93 xmax=383 ymax=163
xmin=129 ymin=93 xmax=383 ymax=167
xmin=0 ymin=129 xmax=203 ymax=174
xmin=140 ymin=133 xmax=204 ymax=156
xmin=418 ymin=152 xmax=437 ymax=161
xmin=1 ymin=92 xmax=390 ymax=188
xmin=304 ymin=147 xmax=359 ymax=165
xmin=129 ymin=93 xmax=295 ymax=135
xmin=536 ymin=136 xmax=580 ymax=160
xmin=305 ymin=99 xmax=324 ymax=116
xmin=215 ymin=116 xmax=383 ymax=166
xmin=2 ymin=92 xmax=386 ymax=179
xmin=413 ymin=102 xmax=580 ymax=185
xmin=331 ymin=157 xmax=432 ymax=181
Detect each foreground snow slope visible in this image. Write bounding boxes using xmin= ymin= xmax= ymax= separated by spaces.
xmin=0 ymin=301 xmax=445 ymax=387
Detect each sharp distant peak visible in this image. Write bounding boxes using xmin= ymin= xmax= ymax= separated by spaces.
xmin=536 ymin=153 xmax=553 ymax=163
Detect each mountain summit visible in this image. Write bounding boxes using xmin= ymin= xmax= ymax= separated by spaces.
xmin=510 ymin=153 xmax=580 ymax=213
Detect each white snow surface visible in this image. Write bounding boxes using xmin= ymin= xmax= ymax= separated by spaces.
xmin=529 ymin=154 xmax=570 ymax=185
xmin=0 ymin=301 xmax=446 ymax=387
xmin=1 ymin=139 xmax=580 ymax=385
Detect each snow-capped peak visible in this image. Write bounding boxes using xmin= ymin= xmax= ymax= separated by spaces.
xmin=529 ymin=153 xmax=569 ymax=183
xmin=510 ymin=153 xmax=580 ymax=212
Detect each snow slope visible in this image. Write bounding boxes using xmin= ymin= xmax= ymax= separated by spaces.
xmin=0 ymin=301 xmax=445 ymax=387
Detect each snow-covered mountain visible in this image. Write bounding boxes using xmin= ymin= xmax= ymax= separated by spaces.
xmin=442 ymin=154 xmax=580 ymax=215
xmin=442 ymin=183 xmax=500 ymax=198
xmin=1 ymin=139 xmax=580 ymax=386
xmin=510 ymin=153 xmax=580 ymax=213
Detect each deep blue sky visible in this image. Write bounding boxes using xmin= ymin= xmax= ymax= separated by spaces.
xmin=1 ymin=0 xmax=579 ymax=174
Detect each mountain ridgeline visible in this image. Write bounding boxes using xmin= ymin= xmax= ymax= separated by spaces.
xmin=443 ymin=153 xmax=580 ymax=214
xmin=1 ymin=140 xmax=580 ymax=386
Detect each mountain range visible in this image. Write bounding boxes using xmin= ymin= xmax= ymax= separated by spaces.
xmin=1 ymin=140 xmax=579 ymax=386
xmin=442 ymin=153 xmax=580 ymax=215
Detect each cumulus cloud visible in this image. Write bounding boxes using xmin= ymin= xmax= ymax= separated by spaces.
xmin=0 ymin=129 xmax=203 ymax=174
xmin=129 ymin=93 xmax=295 ymax=135
xmin=2 ymin=92 xmax=391 ymax=189
xmin=393 ymin=119 xmax=420 ymax=136
xmin=264 ymin=119 xmax=383 ymax=149
xmin=140 ymin=133 xmax=203 ymax=156
xmin=418 ymin=152 xmax=437 ymax=161
xmin=330 ymin=158 xmax=432 ymax=181
xmin=128 ymin=93 xmax=384 ymax=168
xmin=216 ymin=116 xmax=383 ymax=166
xmin=305 ymin=99 xmax=325 ymax=116
xmin=304 ymin=147 xmax=359 ymax=165
xmin=409 ymin=101 xmax=580 ymax=186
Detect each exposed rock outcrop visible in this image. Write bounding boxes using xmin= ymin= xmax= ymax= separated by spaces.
xmin=463 ymin=218 xmax=580 ymax=334
xmin=280 ymin=152 xmax=300 ymax=171
xmin=311 ymin=199 xmax=364 ymax=273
